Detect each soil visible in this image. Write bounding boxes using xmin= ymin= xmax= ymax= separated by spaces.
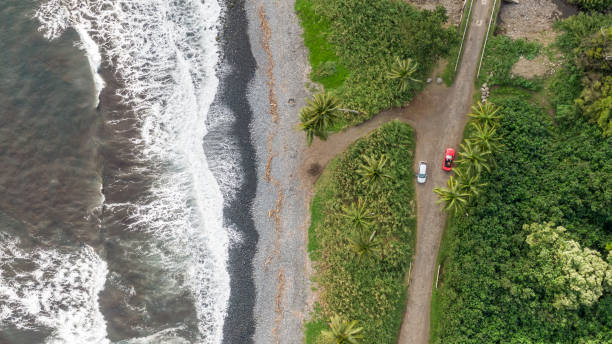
xmin=511 ymin=54 xmax=555 ymax=78
xmin=300 ymin=0 xmax=495 ymax=342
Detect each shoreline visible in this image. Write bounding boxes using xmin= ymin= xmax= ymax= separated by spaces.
xmin=244 ymin=0 xmax=313 ymax=343
xmin=214 ymin=0 xmax=258 ymax=342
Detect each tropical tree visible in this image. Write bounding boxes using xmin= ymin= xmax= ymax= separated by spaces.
xmin=321 ymin=315 xmax=364 ymax=344
xmin=470 ymin=122 xmax=504 ymax=153
xmin=338 ymin=198 xmax=374 ymax=231
xmin=468 ymin=101 xmax=501 ymax=127
xmin=455 ymin=140 xmax=492 ymax=177
xmin=356 ymin=154 xmax=392 ymax=188
xmin=387 ymin=56 xmax=421 ymax=93
xmin=433 ymin=176 xmax=470 ymax=215
xmin=454 ymin=167 xmax=487 ymax=198
xmin=299 ymin=92 xmax=342 ymax=145
xmin=348 ymin=230 xmax=381 ymax=263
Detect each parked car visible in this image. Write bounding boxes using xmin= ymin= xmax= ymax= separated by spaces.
xmin=442 ymin=148 xmax=455 ymax=171
xmin=417 ymin=161 xmax=427 ymax=184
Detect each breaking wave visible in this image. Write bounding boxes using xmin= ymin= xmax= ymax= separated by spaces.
xmin=33 ymin=0 xmax=230 ymax=343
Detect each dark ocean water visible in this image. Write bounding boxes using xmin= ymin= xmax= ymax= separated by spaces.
xmin=0 ymin=1 xmax=256 ymax=343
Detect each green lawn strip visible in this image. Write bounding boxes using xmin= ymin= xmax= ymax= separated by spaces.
xmin=295 ymin=0 xmax=349 ymax=90
xmin=443 ymin=0 xmax=474 ymax=86
xmin=305 ymin=121 xmax=417 ymax=343
xmin=295 ymin=0 xmax=459 ymax=126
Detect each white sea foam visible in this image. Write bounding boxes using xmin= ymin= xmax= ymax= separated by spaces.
xmin=36 ymin=1 xmax=229 ymax=343
xmin=74 ymin=26 xmax=105 ymax=107
xmin=0 ymin=234 xmax=109 ymax=344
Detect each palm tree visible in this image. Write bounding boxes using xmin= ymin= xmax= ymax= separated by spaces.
xmin=348 ymin=230 xmax=381 ymax=263
xmin=338 ymin=198 xmax=374 ymax=231
xmin=433 ymin=176 xmax=470 ymax=215
xmin=321 ymin=315 xmax=363 ymax=344
xmin=470 ymin=122 xmax=503 ymax=153
xmin=387 ymin=56 xmax=421 ymax=93
xmin=468 ymin=101 xmax=501 ymax=127
xmin=455 ymin=140 xmax=491 ymax=177
xmin=356 ymin=154 xmax=392 ymax=188
xmin=299 ymin=92 xmax=342 ymax=146
xmin=454 ymin=167 xmax=487 ymax=198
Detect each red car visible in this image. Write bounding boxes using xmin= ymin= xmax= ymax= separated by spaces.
xmin=442 ymin=148 xmax=455 ymax=171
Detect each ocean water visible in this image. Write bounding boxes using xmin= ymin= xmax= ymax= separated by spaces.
xmin=0 ymin=0 xmax=242 ymax=343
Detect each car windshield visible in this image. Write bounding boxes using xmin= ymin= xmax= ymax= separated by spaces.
xmin=418 ymin=173 xmax=426 ymax=178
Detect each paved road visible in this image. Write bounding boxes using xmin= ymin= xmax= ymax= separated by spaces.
xmin=302 ymin=0 xmax=495 ymax=343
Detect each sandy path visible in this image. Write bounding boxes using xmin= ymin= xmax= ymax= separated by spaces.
xmin=300 ymin=0 xmax=496 ymax=343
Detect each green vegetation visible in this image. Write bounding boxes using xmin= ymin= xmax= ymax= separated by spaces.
xmin=321 ymin=315 xmax=364 ymax=344
xmin=299 ymin=92 xmax=343 ymax=145
xmin=567 ymin=0 xmax=612 ymax=12
xmin=431 ymin=13 xmax=612 ymax=343
xmin=306 ymin=121 xmax=416 ymax=343
xmin=476 ymin=35 xmax=541 ymax=89
xmin=295 ymin=0 xmax=458 ymax=126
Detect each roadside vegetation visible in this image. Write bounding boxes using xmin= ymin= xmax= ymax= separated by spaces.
xmin=431 ymin=12 xmax=612 ymax=343
xmin=295 ymin=0 xmax=458 ymax=137
xmin=306 ymin=121 xmax=416 ymax=343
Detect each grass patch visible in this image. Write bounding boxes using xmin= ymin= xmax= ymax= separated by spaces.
xmin=477 ymin=35 xmax=542 ymax=89
xmin=295 ymin=0 xmax=458 ymax=125
xmin=306 ymin=121 xmax=417 ymax=343
xmin=295 ymin=0 xmax=349 ymax=89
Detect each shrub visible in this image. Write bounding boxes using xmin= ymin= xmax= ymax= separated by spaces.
xmin=307 ymin=121 xmax=416 ymax=343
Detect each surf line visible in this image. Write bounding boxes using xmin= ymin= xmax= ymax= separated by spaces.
xmin=258 ymin=5 xmax=286 ymax=344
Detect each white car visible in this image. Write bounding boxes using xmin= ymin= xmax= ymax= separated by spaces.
xmin=417 ymin=161 xmax=427 ymax=184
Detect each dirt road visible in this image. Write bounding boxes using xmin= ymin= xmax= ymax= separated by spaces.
xmin=301 ymin=0 xmax=496 ymax=342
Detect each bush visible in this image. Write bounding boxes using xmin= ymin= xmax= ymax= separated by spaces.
xmin=433 ymin=95 xmax=612 ymax=344
xmin=296 ymin=0 xmax=458 ymax=125
xmin=567 ymin=0 xmax=612 ymax=12
xmin=307 ymin=121 xmax=416 ymax=343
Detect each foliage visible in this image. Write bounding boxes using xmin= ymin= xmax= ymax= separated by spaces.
xmin=467 ymin=101 xmax=502 ymax=127
xmin=577 ymin=25 xmax=612 ymax=73
xmin=348 ymin=230 xmax=381 ymax=264
xmin=567 ymin=0 xmax=612 ymax=12
xmin=299 ymin=92 xmax=342 ymax=145
xmin=433 ymin=176 xmax=470 ymax=215
xmin=387 ymin=57 xmax=421 ymax=93
xmin=307 ymin=121 xmax=416 ymax=343
xmin=523 ymin=222 xmax=612 ymax=310
xmin=296 ymin=0 xmax=458 ymax=124
xmin=321 ymin=315 xmax=364 ymax=344
xmin=576 ymin=75 xmax=612 ymax=136
xmin=294 ymin=0 xmax=349 ymax=89
xmin=432 ymin=95 xmax=612 ymax=344
xmin=355 ymin=154 xmax=391 ymax=188
xmin=338 ymin=198 xmax=374 ymax=231
xmin=477 ymin=35 xmax=541 ymax=89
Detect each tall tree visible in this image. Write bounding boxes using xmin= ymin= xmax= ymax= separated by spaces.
xmin=299 ymin=92 xmax=342 ymax=146
xmin=348 ymin=230 xmax=381 ymax=263
xmin=468 ymin=101 xmax=501 ymax=127
xmin=470 ymin=122 xmax=503 ymax=153
xmin=356 ymin=154 xmax=392 ymax=188
xmin=456 ymin=140 xmax=492 ymax=177
xmin=339 ymin=198 xmax=374 ymax=231
xmin=454 ymin=167 xmax=487 ymax=198
xmin=387 ymin=56 xmax=421 ymax=93
xmin=433 ymin=176 xmax=470 ymax=215
xmin=321 ymin=315 xmax=364 ymax=344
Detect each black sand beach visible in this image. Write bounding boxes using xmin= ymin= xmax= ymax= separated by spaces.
xmin=213 ymin=0 xmax=258 ymax=343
